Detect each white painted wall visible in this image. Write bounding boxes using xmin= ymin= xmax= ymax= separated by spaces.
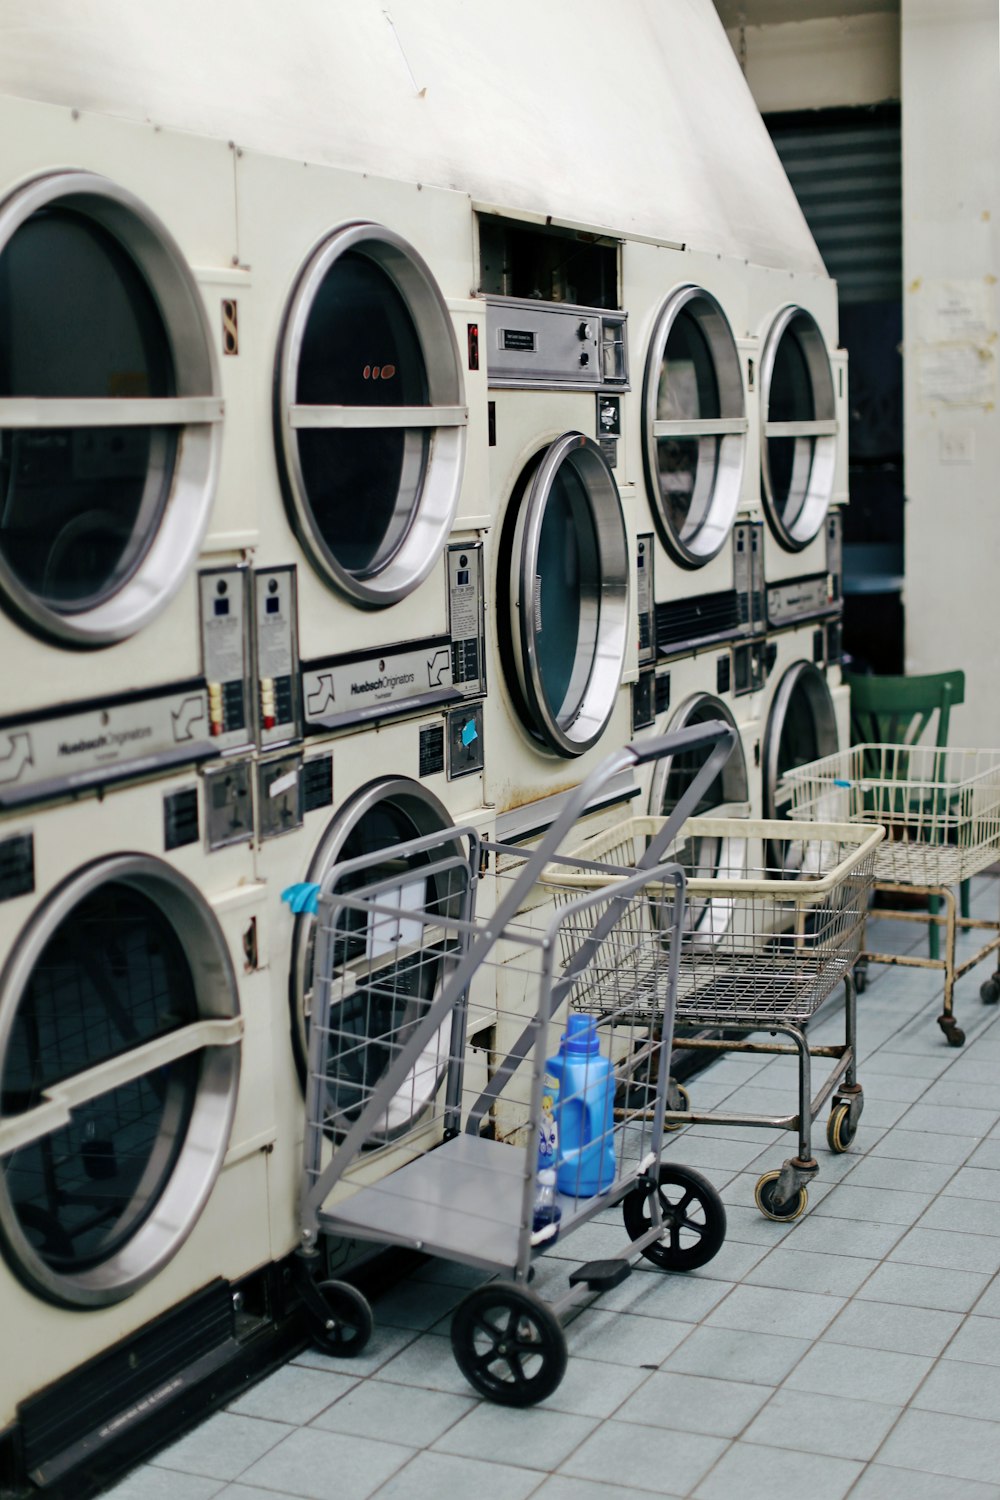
xmin=725 ymin=12 xmax=900 ymax=112
xmin=901 ymin=0 xmax=1000 ymax=745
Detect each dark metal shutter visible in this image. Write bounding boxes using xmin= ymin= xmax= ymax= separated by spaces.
xmin=766 ymin=112 xmax=901 ymax=306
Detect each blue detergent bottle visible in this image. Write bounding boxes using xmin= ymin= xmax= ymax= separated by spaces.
xmin=545 ymin=1015 xmax=616 ymax=1197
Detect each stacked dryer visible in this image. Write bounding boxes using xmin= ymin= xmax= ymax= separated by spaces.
xmin=231 ymin=150 xmax=494 ymax=1265
xmin=479 ymin=212 xmax=634 ymax=849
xmin=622 ymin=242 xmax=765 ymax=857
xmin=0 ymin=95 xmax=276 ymax=1468
xmin=750 ymin=266 xmax=851 ymax=854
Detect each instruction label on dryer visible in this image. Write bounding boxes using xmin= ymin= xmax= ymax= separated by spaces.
xmin=0 ymin=683 xmax=215 ymax=809
xmin=302 ymin=638 xmax=462 ymax=733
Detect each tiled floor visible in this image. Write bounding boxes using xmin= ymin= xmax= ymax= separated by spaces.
xmin=105 ymin=880 xmax=1000 ymax=1500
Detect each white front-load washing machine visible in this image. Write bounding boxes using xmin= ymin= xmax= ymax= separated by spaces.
xmin=0 ymin=764 xmax=272 ymax=1464
xmin=233 ymin=148 xmax=489 ymax=759
xmin=254 ymin=714 xmax=494 ymax=1270
xmin=0 ymin=97 xmax=259 ymax=784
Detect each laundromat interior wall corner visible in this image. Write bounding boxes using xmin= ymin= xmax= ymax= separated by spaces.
xmin=900 ymin=0 xmax=1000 ymax=747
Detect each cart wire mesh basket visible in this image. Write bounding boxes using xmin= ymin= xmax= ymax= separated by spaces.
xmin=778 ymin=744 xmax=1000 ymax=888
xmin=546 ymin=817 xmax=885 ymax=1028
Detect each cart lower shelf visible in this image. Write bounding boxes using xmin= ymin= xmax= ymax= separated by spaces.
xmin=316 ymin=1131 xmax=631 ymax=1273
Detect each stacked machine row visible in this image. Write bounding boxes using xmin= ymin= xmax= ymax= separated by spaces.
xmin=0 ymin=90 xmax=848 ymax=1476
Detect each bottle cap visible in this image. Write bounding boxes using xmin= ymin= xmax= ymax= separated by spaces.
xmin=537 ymin=1168 xmax=556 ymax=1186
xmin=560 ymin=1013 xmax=600 ymax=1056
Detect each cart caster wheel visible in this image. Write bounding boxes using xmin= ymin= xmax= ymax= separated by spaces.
xmin=854 ymin=962 xmax=868 ymax=995
xmin=663 ymin=1083 xmax=691 ymax=1133
xmin=755 ymin=1170 xmax=808 ymax=1222
xmin=827 ymin=1101 xmax=858 ymax=1154
xmin=311 ymin=1280 xmax=373 ymax=1357
xmin=981 ymin=977 xmax=1000 ymax=1006
xmin=938 ymin=1014 xmax=966 ymax=1047
xmin=451 ymin=1281 xmax=567 ymax=1406
xmin=623 ymin=1164 xmax=727 ymax=1271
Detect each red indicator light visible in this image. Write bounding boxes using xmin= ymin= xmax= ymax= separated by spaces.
xmin=468 ymin=323 xmax=479 ymax=371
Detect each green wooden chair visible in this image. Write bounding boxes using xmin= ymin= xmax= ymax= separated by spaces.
xmin=844 ymin=669 xmax=969 ymax=959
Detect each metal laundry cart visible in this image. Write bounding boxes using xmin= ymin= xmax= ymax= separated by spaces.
xmin=549 ymin=815 xmax=884 ymax=1221
xmin=781 ymin=743 xmax=1000 ymax=1046
xmin=285 ymin=723 xmax=737 ymax=1405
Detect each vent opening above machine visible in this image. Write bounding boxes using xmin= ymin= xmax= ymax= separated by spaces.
xmin=478 ymin=215 xmax=619 ymax=309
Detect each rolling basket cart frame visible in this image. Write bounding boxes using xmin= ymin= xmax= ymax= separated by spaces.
xmin=286 ymin=723 xmax=738 ymax=1406
xmin=780 ymin=744 xmax=1000 ymax=1047
xmin=548 ymin=816 xmax=885 ymax=1221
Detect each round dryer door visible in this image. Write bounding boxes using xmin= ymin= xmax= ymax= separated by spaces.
xmin=0 ymin=173 xmax=222 ymax=646
xmin=642 ymin=286 xmax=747 ymax=567
xmin=276 ymin=222 xmax=466 ymax=606
xmin=760 ymin=306 xmax=837 ymax=551
xmin=498 ymin=432 xmax=629 ymax=757
xmin=0 ymin=858 xmax=240 ymax=1308
xmin=763 ymin=660 xmax=840 ymax=869
xmin=290 ymin=778 xmax=464 ymax=1146
xmin=649 ymin=695 xmax=749 ymax=943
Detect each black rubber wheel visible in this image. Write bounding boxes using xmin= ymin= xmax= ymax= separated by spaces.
xmin=938 ymin=1015 xmax=966 ymax=1048
xmin=754 ymin=1169 xmax=808 ymax=1222
xmin=622 ymin=1164 xmax=727 ymax=1271
xmin=854 ymin=960 xmax=868 ymax=995
xmin=312 ymin=1280 xmax=373 ymax=1357
xmin=981 ymin=977 xmax=1000 ymax=1006
xmin=827 ymin=1101 xmax=858 ymax=1154
xmin=451 ymin=1282 xmax=567 ymax=1406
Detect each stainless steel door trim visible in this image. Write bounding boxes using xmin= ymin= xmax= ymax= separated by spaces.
xmin=0 ymin=171 xmax=223 ymax=647
xmin=647 ymin=693 xmax=750 ymax=815
xmin=508 ymin=432 xmax=629 ymax=758
xmin=653 ymin=417 xmax=749 ymax=438
xmin=762 ymin=659 xmax=839 ymax=823
xmin=764 ymin=419 xmax=838 ymax=439
xmin=288 ymin=404 xmax=467 ymax=429
xmin=0 ymin=397 xmax=224 ymax=427
xmin=759 ymin=305 xmax=838 ymax=552
xmin=275 ymin=221 xmax=466 ymax=608
xmin=0 ymin=855 xmax=240 ymax=1309
xmin=290 ymin=776 xmax=461 ymax=1082
xmin=641 ymin=284 xmax=747 ymax=568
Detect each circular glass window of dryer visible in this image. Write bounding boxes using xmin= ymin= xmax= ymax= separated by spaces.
xmin=276 ymin=223 xmax=466 ymax=607
xmin=648 ymin=695 xmax=749 ymax=944
xmin=499 ymin=433 xmax=629 ymax=758
xmin=642 ymin=286 xmax=747 ymax=567
xmin=763 ymin=660 xmax=839 ymax=873
xmin=290 ymin=778 xmax=465 ymax=1148
xmin=760 ymin=306 xmax=837 ymax=550
xmin=0 ymin=172 xmax=222 ymax=647
xmin=0 ymin=859 xmax=240 ymax=1308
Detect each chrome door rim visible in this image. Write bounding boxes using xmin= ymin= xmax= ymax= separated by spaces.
xmin=0 ymin=855 xmax=239 ymax=1308
xmin=648 ymin=693 xmax=750 ymax=943
xmin=275 ymin=221 xmax=466 ymax=607
xmin=290 ymin=776 xmax=462 ymax=1142
xmin=508 ymin=432 xmax=629 ymax=758
xmin=763 ymin=659 xmax=840 ymax=874
xmin=759 ymin=305 xmax=837 ymax=551
xmin=0 ymin=171 xmax=222 ymax=647
xmin=641 ymin=285 xmax=746 ymax=568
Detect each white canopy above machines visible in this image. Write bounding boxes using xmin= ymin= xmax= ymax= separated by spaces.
xmin=0 ymin=0 xmax=824 ymax=271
